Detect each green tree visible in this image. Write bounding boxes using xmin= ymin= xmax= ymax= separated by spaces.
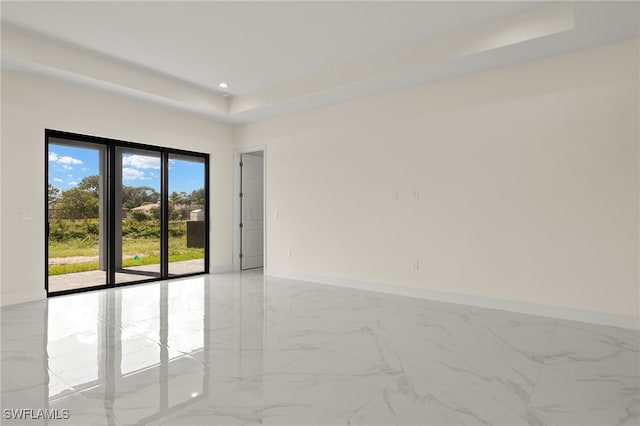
xmin=189 ymin=188 xmax=205 ymax=206
xmin=169 ymin=191 xmax=190 ymax=206
xmin=48 ymin=183 xmax=61 ymax=205
xmin=57 ymin=188 xmax=99 ymax=219
xmin=77 ymin=175 xmax=100 ymax=198
xmin=121 ymin=186 xmax=159 ymax=209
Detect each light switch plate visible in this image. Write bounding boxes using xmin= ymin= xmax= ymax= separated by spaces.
xmin=20 ymin=211 xmax=35 ymax=221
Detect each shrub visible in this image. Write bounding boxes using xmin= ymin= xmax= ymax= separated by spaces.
xmin=48 ymin=220 xmax=68 ymax=242
xmin=84 ymin=220 xmax=100 ymax=236
xmin=48 ymin=219 xmax=99 ymax=242
xmin=130 ymin=210 xmax=151 ymax=222
xmin=169 ymin=221 xmax=186 ymax=237
xmin=49 ymin=218 xmax=191 ymax=242
xmin=122 ymin=219 xmax=160 ymax=238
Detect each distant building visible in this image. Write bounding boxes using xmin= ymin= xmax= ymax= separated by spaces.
xmin=129 ymin=203 xmax=159 ymax=212
xmin=173 ymin=204 xmax=204 ymax=220
xmin=190 ymin=209 xmax=204 ymax=221
xmin=129 ymin=203 xmax=204 ymax=220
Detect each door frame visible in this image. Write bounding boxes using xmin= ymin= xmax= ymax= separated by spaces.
xmin=45 ymin=129 xmax=210 ymax=296
xmin=233 ymin=146 xmax=266 ymax=272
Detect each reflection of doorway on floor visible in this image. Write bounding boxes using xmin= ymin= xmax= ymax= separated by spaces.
xmin=240 ymin=152 xmax=264 ymax=270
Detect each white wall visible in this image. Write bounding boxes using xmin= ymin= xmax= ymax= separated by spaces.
xmin=235 ymin=39 xmax=640 ymax=318
xmin=0 ymin=72 xmax=234 ymax=305
xmin=2 ymin=38 xmax=638 ymax=319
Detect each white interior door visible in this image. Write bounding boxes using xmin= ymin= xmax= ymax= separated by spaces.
xmin=241 ymin=153 xmax=264 ymax=269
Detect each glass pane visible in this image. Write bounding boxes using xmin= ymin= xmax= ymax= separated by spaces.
xmin=116 ymin=149 xmax=162 ymax=283
xmin=48 ymin=141 xmax=106 ymax=292
xmin=168 ymin=154 xmax=205 ymax=275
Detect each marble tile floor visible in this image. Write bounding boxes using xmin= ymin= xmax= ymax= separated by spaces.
xmin=1 ymin=270 xmax=638 ymax=425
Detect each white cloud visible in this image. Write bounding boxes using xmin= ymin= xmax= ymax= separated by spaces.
xmin=58 ymin=156 xmax=83 ymax=165
xmin=62 ymin=164 xmax=73 ymax=170
xmin=49 ymin=152 xmax=83 ymax=165
xmin=68 ymin=181 xmax=78 ymax=186
xmin=122 ymin=155 xmax=160 ymax=169
xmin=122 ymin=167 xmax=145 ymax=180
xmin=53 ymin=177 xmax=63 ymax=183
xmin=67 ymin=174 xmax=73 ymax=178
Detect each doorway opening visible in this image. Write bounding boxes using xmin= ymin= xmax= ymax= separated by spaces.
xmin=46 ymin=130 xmax=209 ymax=295
xmin=234 ymin=148 xmax=265 ymax=271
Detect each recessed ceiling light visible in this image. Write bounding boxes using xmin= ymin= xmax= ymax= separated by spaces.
xmin=218 ymin=82 xmax=229 ymax=89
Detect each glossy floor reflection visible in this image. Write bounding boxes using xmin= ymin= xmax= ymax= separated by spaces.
xmin=1 ymin=270 xmax=638 ymax=425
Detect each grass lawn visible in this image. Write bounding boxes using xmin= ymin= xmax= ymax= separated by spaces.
xmin=48 ymin=239 xmax=101 ymax=258
xmin=48 ymin=250 xmax=204 ymax=275
xmin=48 ymin=220 xmax=204 ymax=275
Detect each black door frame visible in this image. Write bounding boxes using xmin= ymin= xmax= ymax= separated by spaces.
xmin=45 ymin=129 xmax=210 ymax=297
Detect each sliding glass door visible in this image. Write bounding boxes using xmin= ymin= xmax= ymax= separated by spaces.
xmin=47 ymin=139 xmax=107 ymax=293
xmin=168 ymin=154 xmax=206 ymax=276
xmin=116 ymin=148 xmax=162 ymax=284
xmin=46 ymin=130 xmax=209 ymax=295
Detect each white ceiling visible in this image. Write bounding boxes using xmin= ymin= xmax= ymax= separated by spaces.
xmin=1 ymin=1 xmax=639 ymax=123
xmin=1 ymin=1 xmax=544 ymax=95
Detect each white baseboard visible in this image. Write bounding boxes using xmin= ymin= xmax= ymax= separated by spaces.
xmin=1 ymin=290 xmax=47 ymax=307
xmin=266 ymin=271 xmax=639 ymax=331
xmin=210 ymin=265 xmax=234 ymax=274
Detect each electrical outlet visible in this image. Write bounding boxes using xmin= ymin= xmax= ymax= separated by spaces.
xmin=412 ymin=260 xmax=420 ymax=271
xmin=288 ymin=249 xmax=292 ymax=258
xmin=392 ymin=190 xmax=399 ymax=201
xmin=413 ymin=189 xmax=420 ymax=199
xmin=275 ymin=210 xmax=280 ymax=219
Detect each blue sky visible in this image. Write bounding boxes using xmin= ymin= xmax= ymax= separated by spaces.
xmin=48 ymin=144 xmax=204 ymax=193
